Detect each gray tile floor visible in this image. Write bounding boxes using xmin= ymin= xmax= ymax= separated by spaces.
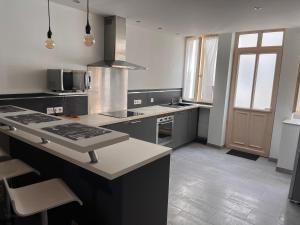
xmin=168 ymin=143 xmax=300 ymax=225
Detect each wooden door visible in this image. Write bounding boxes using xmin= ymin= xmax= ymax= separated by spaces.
xmin=226 ymin=30 xmax=284 ymax=156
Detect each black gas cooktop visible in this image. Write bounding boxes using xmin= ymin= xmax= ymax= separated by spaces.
xmin=42 ymin=123 xmax=112 ymax=141
xmin=0 ymin=105 xmax=26 ymax=113
xmin=5 ymin=113 xmax=61 ymax=125
xmin=100 ymin=110 xmax=144 ymax=118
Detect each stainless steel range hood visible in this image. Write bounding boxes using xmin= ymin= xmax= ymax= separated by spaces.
xmin=88 ymin=16 xmax=146 ymax=70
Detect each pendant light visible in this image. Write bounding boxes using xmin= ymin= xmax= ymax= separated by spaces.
xmin=84 ymin=0 xmax=95 ymax=46
xmin=44 ymin=0 xmax=55 ymax=49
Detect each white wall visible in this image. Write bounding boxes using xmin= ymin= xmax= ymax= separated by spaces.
xmin=126 ymin=24 xmax=185 ymax=90
xmin=0 ymin=0 xmax=104 ymax=94
xmin=207 ymin=33 xmax=234 ymax=146
xmin=0 ymin=0 xmax=184 ymax=94
xmin=270 ymin=27 xmax=300 ymax=159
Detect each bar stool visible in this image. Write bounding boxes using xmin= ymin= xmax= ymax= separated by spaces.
xmin=4 ymin=178 xmax=82 ymax=225
xmin=0 ymin=159 xmax=39 ymax=180
xmin=0 ymin=159 xmax=39 ymax=220
xmin=0 ymin=147 xmax=10 ymax=162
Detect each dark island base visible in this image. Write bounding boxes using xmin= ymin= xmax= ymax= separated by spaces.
xmin=9 ymin=137 xmax=171 ymax=225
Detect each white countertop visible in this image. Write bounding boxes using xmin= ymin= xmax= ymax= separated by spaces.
xmin=283 ymin=118 xmax=300 ymax=126
xmin=79 ymin=104 xmax=212 ymax=127
xmin=0 ymin=126 xmax=171 ymax=180
xmin=0 ymin=106 xmax=129 ymax=154
xmin=0 ymin=104 xmax=209 ymax=180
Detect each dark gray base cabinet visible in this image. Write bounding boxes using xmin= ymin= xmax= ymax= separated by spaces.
xmin=10 ymin=138 xmax=170 ymax=225
xmin=170 ymin=108 xmax=199 ymax=149
xmin=103 ymin=116 xmax=157 ymax=143
xmin=103 ymin=108 xmax=199 ymax=148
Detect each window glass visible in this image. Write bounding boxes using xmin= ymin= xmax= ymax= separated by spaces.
xmin=238 ymin=33 xmax=258 ymax=48
xmin=295 ymin=87 xmax=300 ymax=114
xmin=261 ymin=31 xmax=284 ymax=47
xmin=252 ymin=54 xmax=277 ymax=110
xmin=234 ymin=54 xmax=256 ymax=108
xmin=200 ymin=36 xmax=219 ymax=103
xmin=182 ymin=38 xmax=200 ymax=100
xmin=294 ymin=64 xmax=300 ymax=114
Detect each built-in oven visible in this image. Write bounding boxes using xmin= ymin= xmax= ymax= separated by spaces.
xmin=156 ymin=115 xmax=174 ymax=146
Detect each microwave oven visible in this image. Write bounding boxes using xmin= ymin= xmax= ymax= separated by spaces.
xmin=47 ymin=69 xmax=92 ymax=92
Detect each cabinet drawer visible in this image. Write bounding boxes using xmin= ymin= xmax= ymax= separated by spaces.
xmin=103 ymin=116 xmax=157 ymax=143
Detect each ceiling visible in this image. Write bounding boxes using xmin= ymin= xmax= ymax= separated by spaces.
xmin=52 ymin=0 xmax=300 ymax=36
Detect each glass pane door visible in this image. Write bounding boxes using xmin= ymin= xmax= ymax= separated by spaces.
xmin=252 ymin=54 xmax=277 ymax=110
xmin=234 ymin=54 xmax=256 ymax=108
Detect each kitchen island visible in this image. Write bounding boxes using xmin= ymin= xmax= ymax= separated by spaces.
xmin=0 ymin=106 xmax=171 ymax=225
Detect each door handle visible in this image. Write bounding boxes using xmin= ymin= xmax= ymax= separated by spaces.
xmin=130 ymin=120 xmax=142 ymax=124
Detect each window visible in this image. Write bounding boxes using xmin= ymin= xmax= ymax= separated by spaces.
xmin=252 ymin=54 xmax=277 ymax=110
xmin=233 ymin=30 xmax=284 ymax=111
xmin=183 ymin=37 xmax=200 ymax=100
xmin=237 ymin=30 xmax=284 ymax=49
xmin=234 ymin=54 xmax=256 ymax=108
xmin=238 ymin=33 xmax=258 ymax=48
xmin=261 ymin=31 xmax=284 ymax=47
xmin=293 ymin=64 xmax=300 ymax=115
xmin=183 ymin=35 xmax=219 ymax=103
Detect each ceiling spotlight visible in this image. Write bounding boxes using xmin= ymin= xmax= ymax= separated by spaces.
xmin=158 ymin=27 xmax=163 ymax=30
xmin=254 ymin=6 xmax=262 ymax=11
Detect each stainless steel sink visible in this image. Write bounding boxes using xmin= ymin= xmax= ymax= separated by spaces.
xmin=160 ymin=102 xmax=194 ymax=108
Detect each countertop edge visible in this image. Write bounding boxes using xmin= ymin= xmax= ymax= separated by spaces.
xmin=283 ymin=119 xmax=300 ymax=126
xmin=0 ymin=126 xmax=171 ymax=180
xmin=80 ymin=104 xmax=212 ymax=127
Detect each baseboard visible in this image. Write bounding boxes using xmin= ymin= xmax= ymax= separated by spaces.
xmin=195 ymin=137 xmax=207 ymax=144
xmin=268 ymin=157 xmax=278 ymax=163
xmin=276 ymin=167 xmax=293 ymax=175
xmin=206 ymin=143 xmax=224 ymax=149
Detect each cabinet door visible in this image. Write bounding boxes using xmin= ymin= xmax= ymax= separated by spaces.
xmin=129 ymin=117 xmax=157 ymax=143
xmin=102 ymin=117 xmax=157 ymax=143
xmin=103 ymin=121 xmax=132 ymax=134
xmin=173 ymin=111 xmax=189 ymax=148
xmin=188 ymin=108 xmax=199 ymax=142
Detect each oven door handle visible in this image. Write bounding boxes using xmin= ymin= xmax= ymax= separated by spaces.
xmin=130 ymin=120 xmax=142 ymax=124
xmin=157 ymin=121 xmax=173 ymax=125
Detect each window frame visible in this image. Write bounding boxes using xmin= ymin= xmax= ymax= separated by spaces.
xmin=183 ymin=34 xmax=219 ymax=104
xmin=182 ymin=36 xmax=202 ymax=101
xmin=236 ymin=28 xmax=285 ymax=50
xmin=293 ymin=63 xmax=300 ymax=115
xmin=231 ymin=29 xmax=285 ymax=113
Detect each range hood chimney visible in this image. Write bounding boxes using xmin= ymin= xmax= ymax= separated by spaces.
xmin=88 ymin=16 xmax=146 ymax=70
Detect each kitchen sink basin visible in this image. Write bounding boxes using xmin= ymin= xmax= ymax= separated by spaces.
xmin=160 ymin=102 xmax=194 ymax=108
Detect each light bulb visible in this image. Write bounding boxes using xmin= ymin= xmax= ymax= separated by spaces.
xmin=84 ymin=34 xmax=95 ymax=46
xmin=44 ymin=38 xmax=55 ymax=49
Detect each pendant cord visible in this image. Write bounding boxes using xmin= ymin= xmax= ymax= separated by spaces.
xmin=85 ymin=0 xmax=91 ymax=34
xmin=87 ymin=0 xmax=90 ymax=26
xmin=48 ymin=0 xmax=51 ymax=31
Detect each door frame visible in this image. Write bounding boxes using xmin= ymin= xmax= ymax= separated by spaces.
xmin=225 ymin=29 xmax=284 ymax=157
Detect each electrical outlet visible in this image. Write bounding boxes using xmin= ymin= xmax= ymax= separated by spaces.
xmin=150 ymin=98 xmax=154 ymax=103
xmin=134 ymin=99 xmax=142 ymax=105
xmin=47 ymin=107 xmax=54 ymax=115
xmin=54 ymin=107 xmax=63 ymax=114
